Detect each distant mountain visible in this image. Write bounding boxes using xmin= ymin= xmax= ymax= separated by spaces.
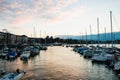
xmin=56 ymin=32 xmax=120 ymax=41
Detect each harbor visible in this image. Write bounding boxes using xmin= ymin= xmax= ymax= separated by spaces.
xmin=0 ymin=45 xmax=120 ymax=80
xmin=0 ymin=0 xmax=120 ymax=80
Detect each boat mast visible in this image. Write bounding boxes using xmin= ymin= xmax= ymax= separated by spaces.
xmin=40 ymin=30 xmax=41 ymax=43
xmin=79 ymin=32 xmax=81 ymax=46
xmin=104 ymin=27 xmax=107 ymax=47
xmin=89 ymin=25 xmax=92 ymax=44
xmin=110 ymin=11 xmax=113 ymax=48
xmin=34 ymin=26 xmax=36 ymax=38
xmin=85 ymin=29 xmax=87 ymax=46
xmin=82 ymin=32 xmax=84 ymax=45
xmin=33 ymin=26 xmax=36 ymax=44
xmin=97 ymin=17 xmax=100 ymax=46
xmin=45 ymin=31 xmax=46 ymax=46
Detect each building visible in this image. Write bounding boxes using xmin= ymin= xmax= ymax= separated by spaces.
xmin=21 ymin=35 xmax=28 ymax=44
xmin=11 ymin=34 xmax=16 ymax=45
xmin=0 ymin=32 xmax=4 ymax=45
xmin=0 ymin=30 xmax=28 ymax=45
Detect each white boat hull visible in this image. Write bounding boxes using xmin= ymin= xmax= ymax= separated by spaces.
xmin=0 ymin=70 xmax=25 ymax=80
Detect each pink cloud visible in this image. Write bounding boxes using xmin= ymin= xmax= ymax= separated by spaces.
xmin=8 ymin=3 xmax=22 ymax=8
xmin=41 ymin=0 xmax=83 ymax=24
xmin=46 ymin=17 xmax=61 ymax=24
xmin=9 ymin=16 xmax=33 ymax=26
xmin=0 ymin=0 xmax=4 ymax=3
xmin=46 ymin=0 xmax=53 ymax=4
xmin=0 ymin=0 xmax=82 ymax=27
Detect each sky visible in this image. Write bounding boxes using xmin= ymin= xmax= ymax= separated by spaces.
xmin=0 ymin=0 xmax=120 ymax=38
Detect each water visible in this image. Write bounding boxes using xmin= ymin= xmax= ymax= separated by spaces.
xmin=4 ymin=46 xmax=120 ymax=80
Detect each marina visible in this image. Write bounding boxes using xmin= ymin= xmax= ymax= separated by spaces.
xmin=0 ymin=45 xmax=120 ymax=80
xmin=0 ymin=0 xmax=120 ymax=80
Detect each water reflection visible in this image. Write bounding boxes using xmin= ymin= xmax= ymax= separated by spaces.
xmin=4 ymin=46 xmax=119 ymax=80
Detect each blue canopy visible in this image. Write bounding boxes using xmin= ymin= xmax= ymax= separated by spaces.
xmin=7 ymin=52 xmax=17 ymax=56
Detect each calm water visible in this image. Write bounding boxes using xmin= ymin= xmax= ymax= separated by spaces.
xmin=4 ymin=46 xmax=120 ymax=80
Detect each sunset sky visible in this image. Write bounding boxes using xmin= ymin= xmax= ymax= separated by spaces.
xmin=0 ymin=0 xmax=120 ymax=37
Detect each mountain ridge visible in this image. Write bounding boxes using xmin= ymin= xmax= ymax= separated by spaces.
xmin=56 ymin=32 xmax=120 ymax=41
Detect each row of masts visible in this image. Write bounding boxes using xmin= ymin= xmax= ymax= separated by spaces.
xmin=33 ymin=27 xmax=47 ymax=45
xmin=32 ymin=26 xmax=48 ymax=38
xmin=32 ymin=11 xmax=114 ymax=48
xmin=80 ymin=11 xmax=114 ymax=48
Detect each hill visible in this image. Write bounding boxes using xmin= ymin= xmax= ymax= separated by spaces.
xmin=56 ymin=32 xmax=120 ymax=41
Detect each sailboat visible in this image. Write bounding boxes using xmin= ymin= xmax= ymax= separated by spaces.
xmin=39 ymin=31 xmax=47 ymax=50
xmin=92 ymin=11 xmax=115 ymax=62
xmin=112 ymin=11 xmax=120 ymax=71
xmin=91 ymin=17 xmax=113 ymax=62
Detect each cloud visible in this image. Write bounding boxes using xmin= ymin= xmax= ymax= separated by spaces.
xmin=9 ymin=16 xmax=34 ymax=26
xmin=0 ymin=0 xmax=82 ymax=27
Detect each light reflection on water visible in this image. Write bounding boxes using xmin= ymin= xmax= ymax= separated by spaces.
xmin=5 ymin=46 xmax=119 ymax=80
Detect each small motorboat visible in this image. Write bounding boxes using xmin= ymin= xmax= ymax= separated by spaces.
xmin=20 ymin=51 xmax=30 ymax=60
xmin=0 ymin=69 xmax=26 ymax=80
